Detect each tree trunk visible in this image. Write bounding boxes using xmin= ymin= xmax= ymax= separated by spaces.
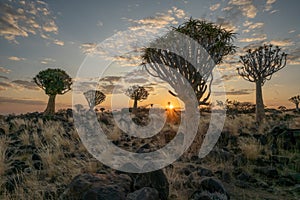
xmin=133 ymin=97 xmax=138 ymax=109
xmin=255 ymin=80 xmax=265 ymax=123
xmin=296 ymin=103 xmax=299 ymax=112
xmin=44 ymin=94 xmax=56 ymax=115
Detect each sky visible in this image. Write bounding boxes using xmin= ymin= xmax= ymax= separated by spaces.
xmin=0 ymin=0 xmax=300 ymax=114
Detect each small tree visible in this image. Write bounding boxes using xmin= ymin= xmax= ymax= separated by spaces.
xmin=125 ymin=85 xmax=149 ymax=109
xmin=34 ymin=68 xmax=72 ymax=115
xmin=289 ymin=95 xmax=300 ymax=112
xmin=84 ymin=90 xmax=106 ymax=110
xmin=237 ymin=44 xmax=287 ymax=123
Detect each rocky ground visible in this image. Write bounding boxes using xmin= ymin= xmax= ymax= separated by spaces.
xmin=0 ymin=109 xmax=299 ymax=199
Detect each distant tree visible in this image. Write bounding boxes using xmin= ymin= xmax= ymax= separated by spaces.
xmin=84 ymin=90 xmax=106 ymax=110
xmin=142 ymin=18 xmax=236 ymax=106
xmin=237 ymin=44 xmax=287 ymax=123
xmin=278 ymin=105 xmax=287 ymax=112
xmin=33 ymin=68 xmax=72 ymax=115
xmin=125 ymin=85 xmax=149 ymax=109
xmin=289 ymin=95 xmax=300 ymax=112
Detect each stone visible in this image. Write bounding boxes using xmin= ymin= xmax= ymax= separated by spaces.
xmin=253 ymin=167 xmax=279 ymax=178
xmin=60 ymin=172 xmax=132 ymax=200
xmin=126 ymin=187 xmax=160 ymax=200
xmin=197 ymin=167 xmax=213 ymax=177
xmin=192 ymin=177 xmax=229 ymax=199
xmin=189 ymin=190 xmax=229 ymax=200
xmin=132 ymin=169 xmax=169 ymax=200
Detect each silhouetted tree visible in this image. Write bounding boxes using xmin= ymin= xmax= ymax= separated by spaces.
xmin=84 ymin=90 xmax=106 ymax=110
xmin=237 ymin=44 xmax=287 ymax=123
xmin=34 ymin=68 xmax=72 ymax=115
xmin=142 ymin=18 xmax=236 ymax=105
xmin=278 ymin=105 xmax=287 ymax=112
xmin=125 ymin=85 xmax=149 ymax=109
xmin=289 ymin=95 xmax=300 ymax=112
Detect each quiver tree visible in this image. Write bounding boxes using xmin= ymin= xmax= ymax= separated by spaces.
xmin=142 ymin=18 xmax=236 ymax=106
xmin=84 ymin=90 xmax=106 ymax=110
xmin=237 ymin=44 xmax=287 ymax=123
xmin=33 ymin=68 xmax=72 ymax=115
xmin=289 ymin=95 xmax=300 ymax=112
xmin=125 ymin=85 xmax=149 ymax=109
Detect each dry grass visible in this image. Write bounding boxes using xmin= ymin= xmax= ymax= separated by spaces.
xmin=239 ymin=137 xmax=263 ymax=160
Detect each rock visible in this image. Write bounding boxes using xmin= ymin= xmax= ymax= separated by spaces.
xmin=60 ymin=172 xmax=132 ymax=200
xmin=207 ymin=148 xmax=234 ymax=162
xmin=255 ymin=156 xmax=270 ymax=167
xmin=253 ymin=167 xmax=279 ymax=178
xmin=235 ymin=180 xmax=250 ymax=188
xmin=33 ymin=161 xmax=43 ymax=170
xmin=126 ymin=187 xmax=160 ymax=200
xmin=276 ymin=177 xmax=295 ymax=186
xmin=253 ymin=134 xmax=268 ymax=145
xmin=233 ymin=154 xmax=247 ymax=167
xmin=215 ymin=170 xmax=231 ymax=183
xmin=132 ymin=170 xmax=169 ymax=200
xmin=192 ymin=177 xmax=229 ymax=199
xmin=32 ymin=153 xmax=43 ymax=170
xmin=270 ymin=155 xmax=290 ymax=165
xmin=287 ymin=173 xmax=300 ymax=184
xmin=197 ymin=167 xmax=213 ymax=177
xmin=180 ymin=167 xmax=192 ymax=176
xmin=136 ymin=143 xmax=151 ymax=153
xmin=32 ymin=153 xmax=42 ymax=161
xmin=189 ymin=190 xmax=229 ymax=200
xmin=0 ymin=127 xmax=5 ymax=137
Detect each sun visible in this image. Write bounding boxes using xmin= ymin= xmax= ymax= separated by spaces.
xmin=167 ymin=102 xmax=174 ymax=110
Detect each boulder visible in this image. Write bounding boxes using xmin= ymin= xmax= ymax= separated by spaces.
xmin=126 ymin=187 xmax=160 ymax=200
xmin=60 ymin=172 xmax=132 ymax=200
xmin=191 ymin=177 xmax=230 ymax=200
xmin=131 ymin=170 xmax=169 ymax=200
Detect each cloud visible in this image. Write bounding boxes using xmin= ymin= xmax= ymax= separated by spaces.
xmin=40 ymin=57 xmax=56 ymax=64
xmin=80 ymin=7 xmax=187 ymax=68
xmin=270 ymin=39 xmax=294 ymax=47
xmin=288 ymin=46 xmax=300 ymax=65
xmin=265 ymin=0 xmax=276 ymax=12
xmin=0 ymin=67 xmax=11 ymax=73
xmin=216 ymin=17 xmax=238 ymax=32
xmin=12 ymin=80 xmax=39 ymax=90
xmin=0 ymin=81 xmax=13 ymax=90
xmin=228 ymin=0 xmax=257 ymax=18
xmin=97 ymin=20 xmax=103 ymax=27
xmin=53 ymin=39 xmax=64 ymax=46
xmin=215 ymin=88 xmax=254 ymax=96
xmin=0 ymin=96 xmax=45 ymax=105
xmin=239 ymin=34 xmax=267 ymax=42
xmin=80 ymin=43 xmax=98 ymax=55
xmin=248 ymin=22 xmax=264 ymax=29
xmin=0 ymin=0 xmax=60 ymax=44
xmin=210 ymin=3 xmax=221 ymax=11
xmin=99 ymin=76 xmax=121 ymax=84
xmin=8 ymin=56 xmax=26 ymax=61
xmin=0 ymin=76 xmax=8 ymax=80
xmin=242 ymin=42 xmax=264 ymax=51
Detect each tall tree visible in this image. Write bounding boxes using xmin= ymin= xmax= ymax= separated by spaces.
xmin=289 ymin=95 xmax=300 ymax=112
xmin=237 ymin=44 xmax=287 ymax=123
xmin=125 ymin=85 xmax=149 ymax=109
xmin=142 ymin=18 xmax=236 ymax=105
xmin=84 ymin=90 xmax=106 ymax=110
xmin=33 ymin=68 xmax=72 ymax=115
